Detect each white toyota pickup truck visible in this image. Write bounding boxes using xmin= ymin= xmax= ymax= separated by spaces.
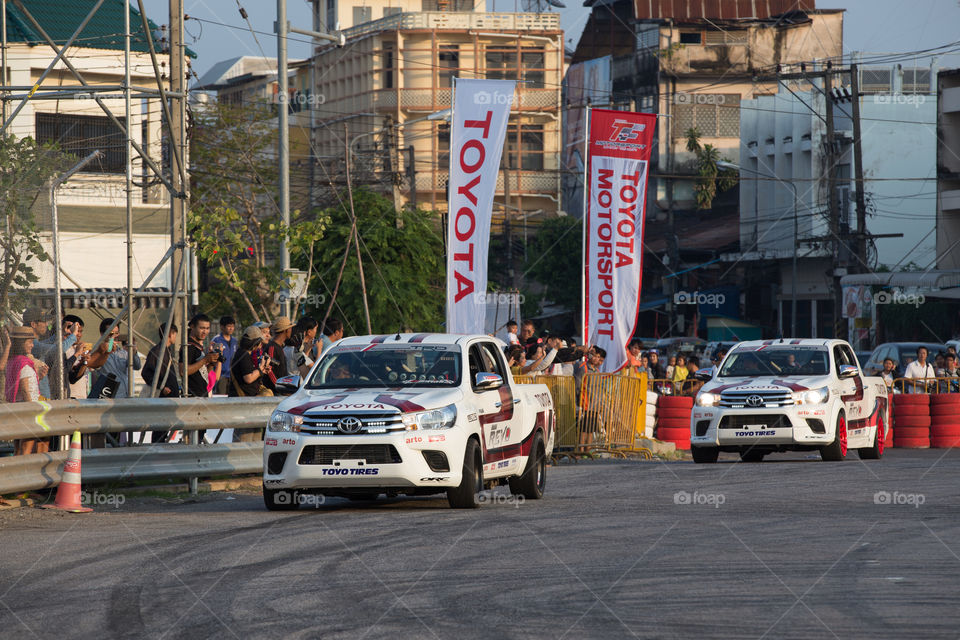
xmin=262 ymin=333 xmax=555 ymax=509
xmin=690 ymin=339 xmax=889 ymax=463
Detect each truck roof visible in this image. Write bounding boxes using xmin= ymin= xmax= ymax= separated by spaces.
xmin=336 ymin=333 xmax=500 ymax=348
xmin=733 ymin=338 xmax=843 ymax=349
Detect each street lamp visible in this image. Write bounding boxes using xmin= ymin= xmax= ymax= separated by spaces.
xmin=717 ymin=160 xmax=800 ymax=337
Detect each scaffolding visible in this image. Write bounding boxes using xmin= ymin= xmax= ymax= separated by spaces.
xmin=0 ymin=0 xmax=190 ymax=402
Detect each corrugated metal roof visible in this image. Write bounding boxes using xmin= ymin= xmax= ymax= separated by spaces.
xmin=632 ymin=0 xmax=817 ymax=20
xmin=4 ymin=0 xmax=196 ymax=58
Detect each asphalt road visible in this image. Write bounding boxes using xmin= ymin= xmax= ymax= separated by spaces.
xmin=2 ymin=449 xmax=959 ymax=639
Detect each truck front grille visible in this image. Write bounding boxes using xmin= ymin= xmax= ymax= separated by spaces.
xmin=298 ymin=445 xmax=403 ymax=465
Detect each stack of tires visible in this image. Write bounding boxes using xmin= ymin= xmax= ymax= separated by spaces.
xmin=644 ymin=391 xmax=658 ymax=439
xmin=930 ymin=394 xmax=960 ymax=448
xmin=656 ymin=395 xmax=693 ymax=450
xmin=892 ymin=394 xmax=930 ymax=449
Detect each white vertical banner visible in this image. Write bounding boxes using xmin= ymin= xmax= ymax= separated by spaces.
xmin=446 ymin=78 xmax=515 ymax=334
xmin=584 ymin=109 xmax=656 ymax=372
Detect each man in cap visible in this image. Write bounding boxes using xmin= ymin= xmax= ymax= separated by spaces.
xmin=265 ymin=317 xmax=292 ymax=387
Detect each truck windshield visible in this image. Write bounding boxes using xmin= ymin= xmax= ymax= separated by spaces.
xmin=718 ymin=348 xmax=829 ymax=377
xmin=306 ymin=344 xmax=461 ymax=388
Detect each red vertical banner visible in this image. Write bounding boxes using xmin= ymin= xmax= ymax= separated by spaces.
xmin=584 ymin=109 xmax=656 ymax=372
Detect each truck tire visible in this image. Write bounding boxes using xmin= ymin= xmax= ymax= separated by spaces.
xmin=263 ymin=485 xmax=300 ymax=511
xmin=692 ymin=446 xmax=719 ymax=464
xmin=858 ymin=414 xmax=884 ymax=460
xmin=509 ymin=432 xmax=546 ymax=499
xmin=447 ymin=439 xmax=483 ymax=509
xmin=820 ymin=412 xmax=848 ymax=461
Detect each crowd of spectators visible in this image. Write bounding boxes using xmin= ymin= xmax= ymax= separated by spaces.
xmin=0 ymin=307 xmax=347 ymax=453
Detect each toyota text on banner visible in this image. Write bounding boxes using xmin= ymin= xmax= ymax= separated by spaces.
xmin=446 ymin=78 xmax=516 ymax=334
xmin=583 ymin=109 xmax=656 ymax=372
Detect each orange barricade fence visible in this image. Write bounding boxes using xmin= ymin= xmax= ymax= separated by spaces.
xmin=515 ymin=374 xmax=578 ymax=450
xmin=892 ymin=377 xmax=960 ymax=394
xmin=578 ymin=372 xmax=649 ymax=456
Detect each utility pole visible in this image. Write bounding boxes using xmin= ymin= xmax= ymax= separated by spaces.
xmin=823 ymin=68 xmax=844 ymax=340
xmin=344 ymin=124 xmax=372 ymax=333
xmin=169 ymin=0 xmax=189 ymax=402
xmin=277 ymin=0 xmax=291 ymax=318
xmin=850 ymin=63 xmax=868 ymax=270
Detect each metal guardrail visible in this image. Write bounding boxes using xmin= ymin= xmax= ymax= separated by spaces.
xmin=0 ymin=397 xmax=278 ymax=440
xmin=0 ymin=443 xmax=263 ymax=495
xmin=0 ymin=397 xmax=277 ymax=495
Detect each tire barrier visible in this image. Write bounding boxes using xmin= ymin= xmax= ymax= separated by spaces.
xmin=655 ymin=395 xmax=693 ymax=450
xmin=930 ymin=393 xmax=960 ymax=448
xmin=644 ymin=391 xmax=657 ymax=439
xmin=892 ymin=394 xmax=930 ymax=449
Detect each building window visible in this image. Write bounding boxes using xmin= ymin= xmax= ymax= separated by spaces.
xmin=504 ymin=124 xmax=543 ymax=171
xmin=679 ymin=31 xmax=701 ymax=44
xmin=352 ymin=5 xmax=371 ymax=25
xmin=382 ymin=43 xmax=394 ymax=89
xmin=326 ymin=0 xmax=335 ymax=28
xmin=438 ymin=45 xmax=458 ymax=88
xmin=485 ymin=46 xmax=545 ymax=88
xmin=35 ymin=113 xmax=127 ymax=174
xmin=437 ymin=123 xmax=450 ymax=168
xmin=422 ymin=0 xmax=473 ymax=9
xmin=383 ymin=6 xmax=402 ymax=17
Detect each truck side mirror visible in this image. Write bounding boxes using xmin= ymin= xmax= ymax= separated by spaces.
xmin=838 ymin=365 xmax=859 ymax=379
xmin=475 ymin=372 xmax=502 ymax=390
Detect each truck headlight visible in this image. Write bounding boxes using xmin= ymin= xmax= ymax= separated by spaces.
xmin=696 ymin=392 xmax=720 ymax=407
xmin=269 ymin=410 xmax=303 ymax=432
xmin=793 ymin=387 xmax=829 ymax=405
xmin=402 ymin=404 xmax=457 ymax=430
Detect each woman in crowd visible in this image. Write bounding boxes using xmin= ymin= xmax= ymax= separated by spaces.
xmin=5 ymin=326 xmax=47 ymax=454
xmin=285 ymin=316 xmax=319 ymax=377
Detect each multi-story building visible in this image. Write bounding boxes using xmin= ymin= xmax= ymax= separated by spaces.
xmin=730 ymin=65 xmax=937 ymax=341
xmin=566 ymin=0 xmax=844 ymax=338
xmin=308 ymin=1 xmax=563 ymax=219
xmin=2 ymin=0 xmax=186 ymax=297
xmin=936 ymin=68 xmax=960 ymax=269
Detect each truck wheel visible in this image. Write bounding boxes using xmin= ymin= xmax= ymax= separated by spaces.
xmin=739 ymin=449 xmax=765 ymax=463
xmin=858 ymin=414 xmax=884 ymax=460
xmin=692 ymin=446 xmax=719 ymax=464
xmin=447 ymin=439 xmax=483 ymax=509
xmin=820 ymin=412 xmax=848 ymax=461
xmin=509 ymin=432 xmax=546 ymax=499
xmin=263 ymin=485 xmax=300 ymax=511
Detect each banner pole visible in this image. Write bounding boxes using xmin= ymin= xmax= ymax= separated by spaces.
xmin=581 ymin=104 xmax=591 ymax=348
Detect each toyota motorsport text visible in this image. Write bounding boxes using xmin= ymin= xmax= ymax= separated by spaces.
xmin=690 ymin=339 xmax=889 ymax=463
xmin=262 ymin=333 xmax=555 ymax=509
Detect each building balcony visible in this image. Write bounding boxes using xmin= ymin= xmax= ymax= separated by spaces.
xmin=372 ymin=87 xmax=559 ymax=111
xmin=414 ymin=170 xmax=558 ymax=195
xmin=344 ymin=11 xmax=560 ymax=40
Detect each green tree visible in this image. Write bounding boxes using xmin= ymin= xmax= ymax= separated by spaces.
xmin=310 ymin=189 xmax=444 ymax=334
xmin=685 ymin=127 xmax=738 ymax=210
xmin=523 ymin=216 xmax=582 ymax=313
xmin=0 ymin=135 xmax=74 ymax=316
xmin=189 ymin=101 xmax=326 ymax=322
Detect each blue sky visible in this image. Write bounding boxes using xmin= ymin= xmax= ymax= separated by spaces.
xmin=158 ymin=0 xmax=960 ymax=77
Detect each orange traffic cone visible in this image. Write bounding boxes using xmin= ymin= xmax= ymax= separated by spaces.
xmin=43 ymin=431 xmax=92 ymax=513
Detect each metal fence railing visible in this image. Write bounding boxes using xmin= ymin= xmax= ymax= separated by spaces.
xmin=892 ymin=377 xmax=960 ymax=394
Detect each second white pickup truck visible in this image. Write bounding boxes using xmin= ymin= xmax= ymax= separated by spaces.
xmin=262 ymin=333 xmax=555 ymax=509
xmin=690 ymin=339 xmax=889 ymax=463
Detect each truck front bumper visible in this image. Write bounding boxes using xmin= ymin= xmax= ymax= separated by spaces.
xmin=689 ymin=406 xmax=834 ymax=448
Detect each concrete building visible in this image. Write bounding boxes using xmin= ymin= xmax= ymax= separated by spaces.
xmin=936 ymin=68 xmax=960 ymax=269
xmin=2 ymin=0 xmax=190 ymax=296
xmin=729 ymin=65 xmax=937 ymax=338
xmin=308 ymin=1 xmax=564 ymax=218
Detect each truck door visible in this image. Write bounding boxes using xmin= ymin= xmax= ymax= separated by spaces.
xmin=834 ymin=344 xmax=868 ymax=436
xmin=469 ymin=341 xmax=522 ymax=476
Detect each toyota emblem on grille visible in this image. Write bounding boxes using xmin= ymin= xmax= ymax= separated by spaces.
xmin=745 ymin=395 xmax=764 ymax=407
xmin=336 ymin=417 xmax=363 ymax=434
